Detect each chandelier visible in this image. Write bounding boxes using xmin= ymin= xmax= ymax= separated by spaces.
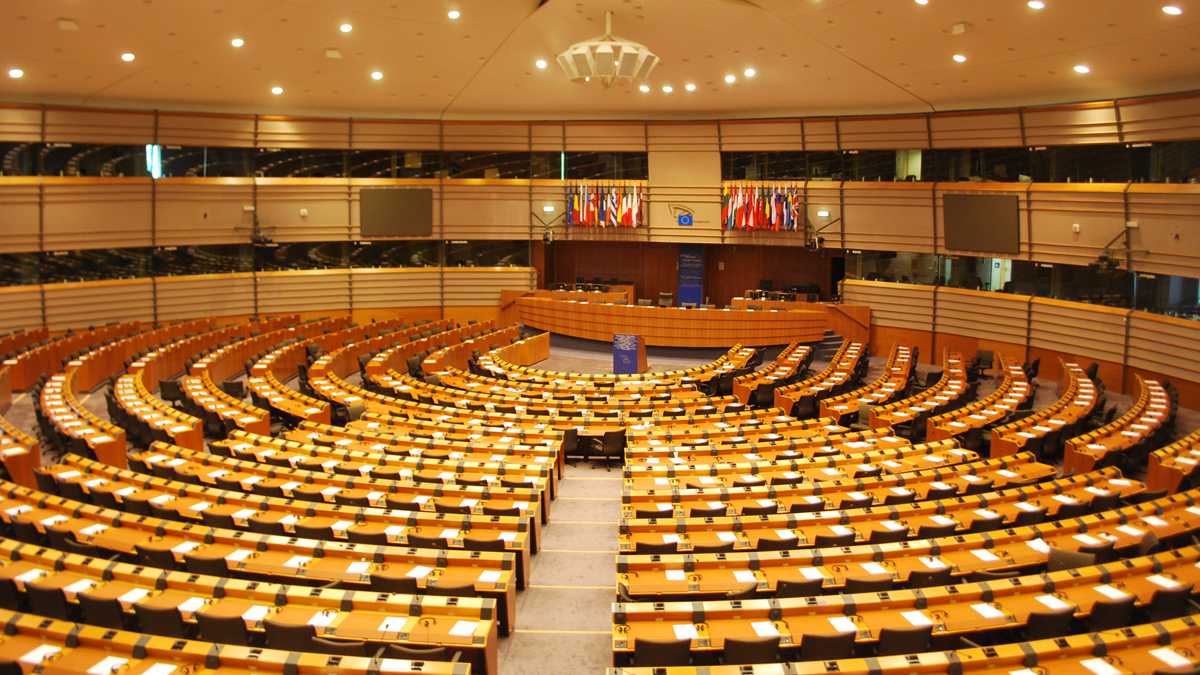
xmin=556 ymin=11 xmax=659 ymax=87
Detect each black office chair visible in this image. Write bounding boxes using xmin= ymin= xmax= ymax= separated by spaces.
xmin=907 ymin=567 xmax=953 ymax=588
xmin=877 ymin=624 xmax=932 ymax=655
xmin=1023 ymin=606 xmax=1076 ymax=639
xmin=78 ymin=589 xmax=128 ymax=629
xmin=775 ymin=578 xmax=823 ymax=597
xmin=26 ymin=580 xmax=72 ymax=620
xmin=812 ymin=532 xmax=855 ymax=548
xmin=755 ymin=537 xmax=793 ymax=551
xmin=843 ymin=576 xmax=894 ymax=594
xmin=196 ymin=608 xmax=253 ymax=646
xmin=634 ymin=541 xmax=678 ymax=555
xmin=722 ymin=636 xmax=780 ymax=664
xmin=1145 ymin=583 xmax=1194 ymax=622
xmin=1088 ymin=595 xmax=1136 ymax=630
xmin=1047 ymin=547 xmax=1094 ymax=572
xmin=798 ymin=631 xmax=855 ymax=661
xmin=134 ymin=604 xmax=191 ymax=638
xmin=631 ymin=638 xmax=692 ymax=667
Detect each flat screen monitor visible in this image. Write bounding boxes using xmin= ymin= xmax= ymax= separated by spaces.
xmin=360 ymin=187 xmax=434 ymax=237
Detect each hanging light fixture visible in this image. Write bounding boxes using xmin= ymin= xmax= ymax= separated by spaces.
xmin=556 ymin=11 xmax=659 ymax=87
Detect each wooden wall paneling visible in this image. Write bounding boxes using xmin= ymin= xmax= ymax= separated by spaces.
xmin=841 ymin=280 xmax=933 ymax=332
xmin=41 ymin=179 xmax=153 ymax=250
xmin=934 ymin=183 xmax=1030 ymax=257
xmin=704 ymin=245 xmax=833 ymax=305
xmin=443 ymin=267 xmax=535 ymax=307
xmin=155 ymin=273 xmax=255 ymax=322
xmin=0 ymin=181 xmax=41 ymax=253
xmin=42 ymin=108 xmax=154 ymax=144
xmin=563 ymin=122 xmax=647 ymax=151
xmin=1127 ymin=312 xmax=1200 ymax=386
xmin=1022 ymin=102 xmax=1121 ymax=146
xmin=870 ymin=325 xmax=935 ymax=364
xmin=0 ymin=285 xmax=43 ymax=333
xmin=842 ymin=182 xmax=934 ymax=253
xmin=1126 ymin=185 xmax=1200 ymax=278
xmin=348 ymin=179 xmax=440 ymax=241
xmin=1026 ymin=184 xmax=1127 ymax=267
xmin=929 ymin=110 xmax=1023 ymax=148
xmin=838 ymin=115 xmax=929 ymax=150
xmin=43 ymin=278 xmax=153 ymax=331
xmin=530 ymin=123 xmax=564 ymax=152
xmin=348 ymin=120 xmax=440 ymax=150
xmin=350 ymin=268 xmax=440 ymax=309
xmin=441 ymin=180 xmax=532 ymax=240
xmin=1029 ymin=297 xmax=1126 ymax=366
xmin=256 ymin=179 xmax=350 ymax=242
xmin=156 ymin=113 xmax=256 ymax=147
xmin=531 ymin=181 xmax=564 ymax=242
xmin=550 ymin=240 xmax=678 ymax=301
xmin=255 ymin=117 xmax=350 ymax=149
xmin=1114 ymin=93 xmax=1200 ymax=143
xmin=717 ymin=120 xmax=804 ymax=151
xmin=441 ymin=122 xmax=531 ymax=152
xmin=154 ymin=178 xmax=254 ymax=246
xmin=934 ymin=287 xmax=1029 ymax=363
xmin=802 ymin=119 xmax=838 ymax=150
xmin=0 ymin=107 xmax=42 ymax=142
xmin=805 ymin=181 xmax=843 ymax=247
xmin=646 ymin=123 xmax=722 ymax=243
xmin=255 ymin=269 xmax=350 ymax=315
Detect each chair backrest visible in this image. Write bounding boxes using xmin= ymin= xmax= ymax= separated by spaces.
xmin=264 ymin=617 xmax=315 ymax=651
xmin=633 ymin=637 xmax=691 ymax=667
xmin=1024 ymin=607 xmax=1075 ymax=639
xmin=775 ymin=578 xmax=823 ymax=597
xmin=196 ymin=610 xmax=251 ymax=645
xmin=877 ymin=624 xmax=933 ymax=656
xmin=842 ymin=576 xmax=894 ymax=593
xmin=25 ymin=581 xmax=70 ymax=620
xmin=77 ymin=590 xmax=125 ymax=629
xmin=722 ymin=636 xmax=781 ymax=665
xmin=370 ymin=573 xmax=419 ymax=595
xmin=799 ymin=631 xmax=855 ymax=661
xmin=133 ymin=604 xmax=188 ymax=638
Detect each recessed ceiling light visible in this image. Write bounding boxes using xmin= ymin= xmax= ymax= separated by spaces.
xmin=535 ymin=58 xmax=548 ymax=70
xmin=120 ymin=52 xmax=136 ymax=63
xmin=230 ymin=37 xmax=245 ymax=48
xmin=743 ymin=67 xmax=757 ymax=78
xmin=339 ymin=23 xmax=353 ymax=33
xmin=271 ymin=85 xmax=284 ymax=95
xmin=370 ymin=70 xmax=384 ymax=81
xmin=1027 ymin=0 xmax=1045 ymax=9
xmin=448 ymin=9 xmax=461 ymax=20
xmin=661 ymin=84 xmax=673 ymax=93
xmin=1162 ymin=4 xmax=1183 ymax=14
xmin=724 ymin=73 xmax=737 ymax=84
xmin=914 ymin=0 xmax=929 ymax=5
xmin=638 ymin=84 xmax=650 ymax=93
xmin=952 ymin=53 xmax=967 ymax=63
xmin=684 ymin=82 xmax=697 ymax=92
xmin=7 ymin=68 xmax=24 ymax=79
xmin=1073 ymin=64 xmax=1090 ymax=74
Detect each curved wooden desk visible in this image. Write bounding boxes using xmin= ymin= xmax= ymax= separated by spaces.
xmin=516 ymin=297 xmax=826 ymax=347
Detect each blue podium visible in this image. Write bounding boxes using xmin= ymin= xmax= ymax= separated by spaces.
xmin=613 ymin=334 xmax=647 ymax=374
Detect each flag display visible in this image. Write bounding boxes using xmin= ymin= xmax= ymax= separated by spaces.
xmin=566 ymin=184 xmax=645 ymax=228
xmin=721 ymin=185 xmax=805 ymax=232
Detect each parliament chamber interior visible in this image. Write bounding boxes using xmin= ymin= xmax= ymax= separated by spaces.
xmin=3 ymin=1 xmax=1200 ymax=673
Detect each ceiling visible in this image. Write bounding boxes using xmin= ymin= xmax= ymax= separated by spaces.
xmin=1 ymin=0 xmax=1199 ymax=120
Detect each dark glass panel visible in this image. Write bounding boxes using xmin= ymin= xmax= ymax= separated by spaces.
xmin=345 ymin=150 xmax=443 ymax=178
xmin=443 ymin=152 xmax=532 ymax=179
xmin=39 ymin=143 xmax=145 ymax=177
xmin=160 ymin=146 xmax=254 ymax=178
xmin=39 ymin=247 xmax=153 ymax=283
xmin=1028 ymin=144 xmax=1130 ymax=183
xmin=0 ymin=253 xmax=40 ymax=285
xmin=153 ymin=245 xmax=254 ymax=276
xmin=565 ymin=152 xmax=648 ymax=180
xmin=254 ymin=149 xmax=346 ymax=178
xmin=445 ymin=240 xmax=529 ymax=267
xmin=350 ymin=241 xmax=440 ymax=268
xmin=253 ymin=241 xmax=350 ymax=271
xmin=0 ymin=142 xmax=38 ymax=176
xmin=922 ymin=148 xmax=1030 ymax=182
xmin=844 ymin=150 xmax=898 ymax=181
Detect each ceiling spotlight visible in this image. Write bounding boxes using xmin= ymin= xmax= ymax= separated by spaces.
xmin=7 ymin=68 xmax=24 ymax=79
xmin=339 ymin=23 xmax=353 ymax=33
xmin=1162 ymin=5 xmax=1183 ymax=14
xmin=370 ymin=70 xmax=384 ymax=81
xmin=743 ymin=67 xmax=757 ymax=78
xmin=914 ymin=0 xmax=929 ymax=5
xmin=724 ymin=73 xmax=737 ymax=84
xmin=230 ymin=37 xmax=245 ymax=48
xmin=952 ymin=53 xmax=967 ymax=63
xmin=684 ymin=82 xmax=697 ymax=92
xmin=1073 ymin=64 xmax=1090 ymax=74
xmin=448 ymin=9 xmax=461 ymax=20
xmin=120 ymin=52 xmax=136 ymax=62
xmin=1027 ymin=0 xmax=1045 ymax=8
xmin=535 ymin=58 xmax=548 ymax=70
xmin=661 ymin=84 xmax=673 ymax=93
xmin=271 ymin=85 xmax=284 ymax=95
xmin=638 ymin=84 xmax=650 ymax=93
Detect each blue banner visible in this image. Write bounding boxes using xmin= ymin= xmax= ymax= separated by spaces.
xmin=613 ymin=333 xmax=642 ymax=374
xmin=676 ymin=244 xmax=705 ymax=307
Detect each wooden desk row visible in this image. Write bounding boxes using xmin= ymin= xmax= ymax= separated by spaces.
xmin=926 ymin=358 xmax=1032 ymax=442
xmin=3 ymin=322 xmax=141 ymax=392
xmin=868 ymin=351 xmax=968 ymax=428
xmin=622 ymin=428 xmax=906 ymax=470
xmin=819 ymin=344 xmax=915 ymax=420
xmin=990 ymin=361 xmax=1098 ymax=458
xmin=363 ymin=321 xmax=497 ymax=383
xmin=773 ymin=339 xmax=866 ymax=412
xmin=479 ymin=343 xmax=754 ymax=386
xmin=421 ymin=323 xmax=523 ymax=374
xmin=1063 ymin=375 xmax=1172 ymax=475
xmin=732 ymin=341 xmax=812 ymax=405
xmin=0 ymin=537 xmax=495 ymax=674
xmin=1147 ymin=427 xmax=1200 ymax=494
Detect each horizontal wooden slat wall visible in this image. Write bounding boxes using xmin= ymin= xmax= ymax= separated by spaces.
xmin=564 ymin=123 xmax=646 ymax=151
xmin=0 ymin=181 xmax=40 ymax=253
xmin=43 ymin=278 xmax=153 ymax=331
xmin=350 ymin=268 xmax=440 ymax=309
xmin=155 ymin=273 xmax=255 ymax=322
xmin=156 ymin=113 xmax=256 ymax=147
xmin=443 ymin=267 xmax=535 ymax=307
xmin=531 ymin=123 xmax=564 ymax=152
xmin=838 ymin=115 xmax=929 ymax=150
xmin=935 ymin=287 xmax=1028 ymax=344
xmin=841 ymin=280 xmax=933 ymax=330
xmin=843 ymin=182 xmax=934 ymax=253
xmin=1025 ymin=184 xmax=1125 ymax=267
xmin=42 ymin=179 xmax=152 ymax=250
xmin=442 ymin=123 xmax=530 ymax=152
xmin=934 ymin=183 xmax=1031 ymax=258
xmin=929 ymin=111 xmax=1023 ymax=148
xmin=1127 ymin=313 xmax=1200 ymax=384
xmin=1126 ymin=185 xmax=1200 ymax=278
xmin=441 ymin=180 xmax=531 ymax=240
xmin=256 ymin=269 xmax=350 ymax=315
xmin=718 ymin=120 xmax=804 ymax=152
xmin=256 ymin=179 xmax=350 ymax=242
xmin=1118 ymin=94 xmax=1200 ymax=142
xmin=42 ymin=109 xmax=154 ymax=144
xmin=348 ymin=179 xmax=441 ymax=241
xmin=646 ymin=123 xmax=721 ymax=244
xmin=348 ymin=120 xmax=440 ymax=150
xmin=1029 ymin=298 xmax=1126 ymax=365
xmin=1023 ymin=102 xmax=1121 ymax=146
xmin=802 ymin=119 xmax=839 ymax=151
xmin=0 ymin=107 xmax=41 ymax=142
xmin=256 ymin=117 xmax=350 ymax=149
xmin=0 ymin=286 xmax=41 ymax=334
xmin=155 ymin=179 xmax=254 ymax=246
